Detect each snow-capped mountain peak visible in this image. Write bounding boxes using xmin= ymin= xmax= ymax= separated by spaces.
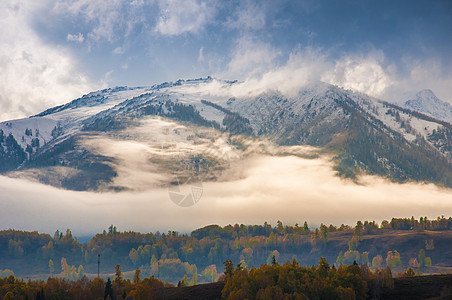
xmin=403 ymin=89 xmax=452 ymax=124
xmin=1 ymin=78 xmax=452 ymax=191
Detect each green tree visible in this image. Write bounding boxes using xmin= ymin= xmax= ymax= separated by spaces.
xmin=418 ymin=249 xmax=426 ymax=267
xmin=336 ymin=251 xmax=344 ymax=266
xmin=202 ymin=265 xmax=217 ymax=283
xmin=49 ymin=259 xmax=54 ymax=277
xmin=361 ymin=252 xmax=369 ymax=265
xmin=190 ymin=273 xmax=197 ymax=286
xmin=354 ymin=221 xmax=363 ymax=238
xmin=129 ymin=248 xmax=139 ymax=266
xmin=425 ymin=257 xmax=432 ymax=267
xmin=77 ymin=265 xmax=85 ymax=279
xmin=320 ymin=223 xmax=328 ymax=240
xmin=372 ymin=255 xmax=384 ymax=268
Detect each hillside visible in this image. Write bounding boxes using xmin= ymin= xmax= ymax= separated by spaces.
xmin=2 ymin=217 xmax=452 ymax=282
xmin=0 ymin=78 xmax=452 ymax=191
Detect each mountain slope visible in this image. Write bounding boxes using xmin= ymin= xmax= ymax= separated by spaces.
xmin=1 ymin=78 xmax=452 ymax=191
xmin=403 ymin=89 xmax=452 ymax=124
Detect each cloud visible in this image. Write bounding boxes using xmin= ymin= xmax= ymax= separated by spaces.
xmin=321 ymin=52 xmax=394 ymax=97
xmin=1 ymin=153 xmax=452 ymax=236
xmin=66 ymin=33 xmax=85 ymax=43
xmin=0 ymin=1 xmax=93 ymax=122
xmin=53 ymin=0 xmax=147 ymax=42
xmin=154 ymin=0 xmax=217 ymax=36
xmin=226 ymin=37 xmax=279 ymax=79
xmin=226 ymin=0 xmax=266 ymax=31
xmin=381 ymin=58 xmax=452 ymax=103
xmin=113 ymin=46 xmax=125 ymax=55
xmin=195 ymin=46 xmax=330 ymax=98
xmin=198 ymin=46 xmax=204 ymax=62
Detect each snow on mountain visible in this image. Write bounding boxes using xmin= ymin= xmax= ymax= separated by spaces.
xmin=403 ymin=89 xmax=452 ymax=124
xmin=1 ymin=77 xmax=452 ymax=191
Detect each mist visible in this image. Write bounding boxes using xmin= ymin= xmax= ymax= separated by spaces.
xmin=2 ymin=153 xmax=452 ymax=237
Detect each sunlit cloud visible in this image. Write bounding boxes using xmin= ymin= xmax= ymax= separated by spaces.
xmin=2 ymin=154 xmax=452 ymax=236
xmin=225 ymin=37 xmax=279 ymax=79
xmin=0 ymin=1 xmax=93 ymax=122
xmin=322 ymin=51 xmax=394 ymax=97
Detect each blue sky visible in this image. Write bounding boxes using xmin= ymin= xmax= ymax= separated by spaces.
xmin=1 ymin=0 xmax=451 ymax=121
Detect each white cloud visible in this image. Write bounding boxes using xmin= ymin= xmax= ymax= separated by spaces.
xmin=321 ymin=52 xmax=393 ymax=97
xmin=226 ymin=37 xmax=279 ymax=79
xmin=200 ymin=46 xmax=330 ymax=98
xmin=53 ymin=0 xmax=146 ymax=42
xmin=198 ymin=46 xmax=204 ymax=62
xmin=0 ymin=1 xmax=93 ymax=122
xmin=381 ymin=58 xmax=452 ymax=103
xmin=226 ymin=0 xmax=266 ymax=31
xmin=66 ymin=32 xmax=85 ymax=43
xmin=154 ymin=0 xmax=216 ymax=36
xmin=113 ymin=46 xmax=125 ymax=54
xmin=1 ymin=154 xmax=452 ymax=236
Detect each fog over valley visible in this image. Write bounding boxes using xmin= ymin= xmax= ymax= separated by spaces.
xmin=2 ymin=153 xmax=452 ymax=236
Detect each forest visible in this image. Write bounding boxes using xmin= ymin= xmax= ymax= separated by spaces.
xmin=0 ymin=257 xmax=398 ymax=299
xmin=1 ymin=216 xmax=452 ymax=288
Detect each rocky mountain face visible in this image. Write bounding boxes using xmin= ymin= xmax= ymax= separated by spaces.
xmin=403 ymin=89 xmax=452 ymax=124
xmin=1 ymin=78 xmax=452 ymax=191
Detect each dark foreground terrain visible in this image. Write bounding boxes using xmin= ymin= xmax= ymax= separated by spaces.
xmin=375 ymin=275 xmax=452 ymax=300
xmin=153 ymin=275 xmax=452 ymax=300
xmin=153 ymin=282 xmax=225 ymax=300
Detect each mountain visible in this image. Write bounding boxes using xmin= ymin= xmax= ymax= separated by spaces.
xmin=403 ymin=89 xmax=452 ymax=124
xmin=1 ymin=77 xmax=452 ymax=191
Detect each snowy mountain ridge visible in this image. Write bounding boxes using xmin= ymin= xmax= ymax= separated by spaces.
xmin=403 ymin=89 xmax=452 ymax=124
xmin=1 ymin=77 xmax=452 ymax=191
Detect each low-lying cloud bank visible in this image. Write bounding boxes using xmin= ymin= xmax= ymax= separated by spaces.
xmin=1 ymin=154 xmax=452 ymax=237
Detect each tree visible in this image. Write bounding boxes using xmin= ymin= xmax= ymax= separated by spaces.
xmin=267 ymin=250 xmax=280 ymax=265
xmin=224 ymin=260 xmax=234 ymax=279
xmin=190 ymin=273 xmax=197 ymax=286
xmin=336 ymin=251 xmax=344 ymax=266
xmin=386 ymin=250 xmax=401 ymax=269
xmin=104 ymin=277 xmax=113 ymax=300
xmin=318 ymin=257 xmax=330 ymax=278
xmin=181 ymin=274 xmax=189 ymax=287
xmin=133 ymin=269 xmax=141 ymax=284
xmin=271 ymin=255 xmax=277 ymax=265
xmin=49 ymin=259 xmax=54 ymax=277
xmin=409 ymin=258 xmax=420 ymax=268
xmin=354 ymin=221 xmax=363 ymax=238
xmin=114 ymin=264 xmax=122 ymax=282
xmin=202 ymin=265 xmax=217 ymax=283
xmin=343 ymin=250 xmax=360 ymax=265
xmin=361 ymin=252 xmax=369 ymax=266
xmin=372 ymin=255 xmax=384 ymax=268
xmin=77 ymin=265 xmax=85 ymax=279
xmin=129 ymin=248 xmax=139 ymax=266
xmin=404 ymin=268 xmax=415 ymax=277
xmin=425 ymin=257 xmax=432 ymax=267
xmin=303 ymin=221 xmax=309 ymax=232
xmin=320 ymin=224 xmax=328 ymax=240
xmin=418 ymin=249 xmax=426 ymax=267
